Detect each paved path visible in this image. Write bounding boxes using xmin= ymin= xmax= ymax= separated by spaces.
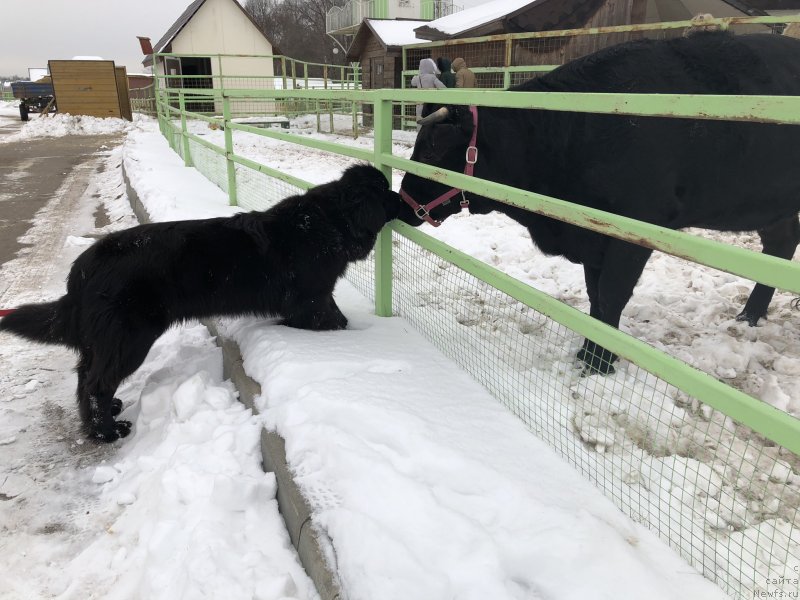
xmin=0 ymin=125 xmax=119 ymax=283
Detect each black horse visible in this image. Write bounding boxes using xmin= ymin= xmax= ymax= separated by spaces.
xmin=398 ymin=32 xmax=800 ymax=374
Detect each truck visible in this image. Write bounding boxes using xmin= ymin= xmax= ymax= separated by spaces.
xmin=11 ymin=81 xmax=56 ymax=121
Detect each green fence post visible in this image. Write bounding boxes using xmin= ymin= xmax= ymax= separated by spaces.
xmin=178 ymin=90 xmax=193 ymax=167
xmin=352 ymin=98 xmax=358 ymax=139
xmin=222 ymin=94 xmax=238 ymax=207
xmin=373 ymin=96 xmax=393 ymax=317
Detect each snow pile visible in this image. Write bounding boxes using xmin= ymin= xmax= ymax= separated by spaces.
xmin=122 ymin=128 xmax=242 ymax=222
xmin=0 ymin=99 xmax=19 ymax=118
xmin=3 ymin=112 xmax=136 ymax=142
xmin=58 ymin=326 xmax=317 ymax=600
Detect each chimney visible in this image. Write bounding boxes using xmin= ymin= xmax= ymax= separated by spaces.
xmin=137 ymin=36 xmax=154 ymax=55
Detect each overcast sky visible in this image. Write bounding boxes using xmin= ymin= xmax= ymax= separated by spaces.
xmin=0 ymin=0 xmax=487 ymax=77
xmin=0 ymin=0 xmax=198 ymax=76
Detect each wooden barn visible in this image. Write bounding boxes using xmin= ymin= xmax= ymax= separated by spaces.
xmin=346 ymin=19 xmax=427 ymax=90
xmin=48 ymin=60 xmax=132 ymax=120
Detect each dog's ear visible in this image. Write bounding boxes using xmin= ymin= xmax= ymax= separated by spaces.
xmin=335 ymin=165 xmax=394 ymax=237
xmin=343 ymin=189 xmax=388 ymax=237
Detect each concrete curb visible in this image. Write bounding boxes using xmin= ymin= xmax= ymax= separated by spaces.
xmin=121 ymin=160 xmax=342 ymax=600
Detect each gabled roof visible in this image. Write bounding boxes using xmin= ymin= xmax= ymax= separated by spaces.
xmin=413 ymin=0 xmax=624 ymax=41
xmin=413 ymin=0 xmax=545 ymax=40
xmin=346 ymin=19 xmax=427 ymax=61
xmin=143 ymin=0 xmax=279 ymax=65
xmin=151 ymin=0 xmax=206 ymax=56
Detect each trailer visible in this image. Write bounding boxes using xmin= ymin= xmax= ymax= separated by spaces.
xmin=11 ymin=81 xmax=56 ymax=121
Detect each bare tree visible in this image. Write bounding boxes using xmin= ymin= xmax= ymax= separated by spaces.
xmin=245 ymin=0 xmax=346 ymax=66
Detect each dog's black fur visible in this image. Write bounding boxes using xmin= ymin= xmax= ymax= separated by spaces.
xmin=0 ymin=164 xmax=400 ymax=442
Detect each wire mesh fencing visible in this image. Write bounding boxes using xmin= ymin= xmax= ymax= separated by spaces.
xmin=234 ymin=163 xmax=306 ymax=212
xmin=348 ymin=231 xmax=800 ymax=600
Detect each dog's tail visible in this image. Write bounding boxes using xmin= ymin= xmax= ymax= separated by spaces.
xmin=0 ymin=297 xmax=77 ymax=348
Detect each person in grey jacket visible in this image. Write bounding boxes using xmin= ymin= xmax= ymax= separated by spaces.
xmin=410 ymin=58 xmax=446 ymax=123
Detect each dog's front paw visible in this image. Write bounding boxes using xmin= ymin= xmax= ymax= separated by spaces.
xmin=283 ymin=304 xmax=348 ymax=331
xmin=114 ymin=420 xmax=132 ymax=438
xmin=90 ymin=419 xmax=132 ymax=443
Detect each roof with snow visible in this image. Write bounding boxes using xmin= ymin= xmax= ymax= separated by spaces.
xmin=412 ymin=0 xmax=621 ymax=41
xmin=346 ymin=19 xmax=428 ymax=61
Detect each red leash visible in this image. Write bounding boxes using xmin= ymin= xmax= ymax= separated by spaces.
xmin=0 ymin=309 xmax=15 ymax=317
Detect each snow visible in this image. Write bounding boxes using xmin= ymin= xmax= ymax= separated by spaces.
xmin=366 ymin=19 xmax=428 ymax=47
xmin=0 ymin=100 xmax=18 ymax=117
xmin=0 ymin=112 xmax=137 ymax=143
xmin=419 ymin=0 xmax=542 ymax=36
xmin=1 ymin=113 xmax=797 ymax=599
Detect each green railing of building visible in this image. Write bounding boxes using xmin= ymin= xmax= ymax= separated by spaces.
xmin=153 ymin=53 xmax=800 ymax=599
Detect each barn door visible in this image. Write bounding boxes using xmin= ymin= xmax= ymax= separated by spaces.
xmin=371 ymin=59 xmax=384 ymax=89
xmin=164 ymin=57 xmax=181 ymax=89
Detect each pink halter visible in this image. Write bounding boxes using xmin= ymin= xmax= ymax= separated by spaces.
xmin=399 ymin=105 xmax=479 ymax=227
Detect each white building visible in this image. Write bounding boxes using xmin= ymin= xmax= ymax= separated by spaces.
xmin=143 ymin=0 xmax=279 ymax=112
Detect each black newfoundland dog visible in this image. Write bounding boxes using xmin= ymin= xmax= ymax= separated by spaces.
xmin=1 ymin=164 xmax=400 ymax=442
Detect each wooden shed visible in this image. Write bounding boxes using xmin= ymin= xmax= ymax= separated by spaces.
xmin=346 ymin=19 xmax=427 ymax=90
xmin=48 ymin=60 xmax=132 ymax=120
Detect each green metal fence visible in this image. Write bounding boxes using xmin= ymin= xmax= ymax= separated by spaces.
xmin=153 ymin=55 xmax=800 ymax=598
xmin=149 ymin=52 xmax=362 ymax=134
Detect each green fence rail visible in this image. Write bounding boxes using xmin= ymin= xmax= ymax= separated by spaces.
xmin=153 ymin=58 xmax=800 ymax=598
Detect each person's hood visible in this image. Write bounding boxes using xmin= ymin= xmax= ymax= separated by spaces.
xmin=452 ymin=58 xmax=466 ymax=72
xmin=419 ymin=58 xmax=440 ymax=76
xmin=437 ymin=57 xmax=452 ymax=72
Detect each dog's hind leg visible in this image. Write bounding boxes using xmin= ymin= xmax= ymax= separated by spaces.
xmin=283 ymin=294 xmax=348 ymax=330
xmin=81 ymin=328 xmax=162 ymax=442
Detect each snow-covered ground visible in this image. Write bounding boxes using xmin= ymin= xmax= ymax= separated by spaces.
xmin=1 ymin=113 xmax=797 ymax=599
xmin=144 ymin=117 xmax=800 ymax=598
xmin=0 ymin=111 xmax=136 ymax=143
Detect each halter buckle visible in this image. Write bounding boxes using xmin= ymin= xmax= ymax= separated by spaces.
xmin=465 ymin=146 xmax=478 ymax=164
